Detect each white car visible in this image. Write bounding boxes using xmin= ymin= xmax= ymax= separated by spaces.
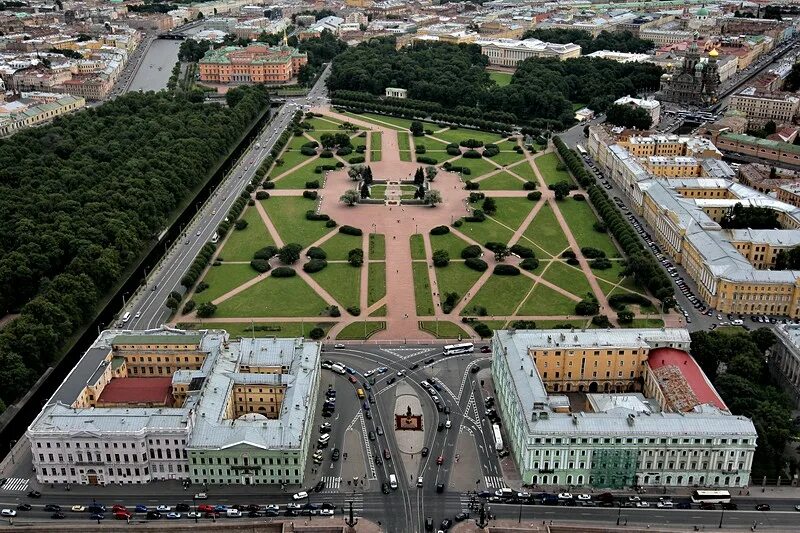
xmin=1 ymin=509 xmax=16 ymax=517
xmin=286 ymin=503 xmax=302 ymax=510
xmin=364 ymin=369 xmax=375 ymax=377
xmin=187 ymin=512 xmax=201 ymax=518
xmin=636 ymin=501 xmax=650 ymax=508
xmin=265 ymin=504 xmax=280 ymax=511
xmin=320 ymin=509 xmax=334 ymax=516
xmin=657 ymin=501 xmax=673 ymax=509
xmin=71 ymin=505 xmax=85 ymax=512
xmin=292 ymin=491 xmax=309 ymax=501
xmin=156 ymin=505 xmax=171 ymax=512
xmin=557 ymin=493 xmax=573 ymax=500
xmin=445 ymin=420 xmax=451 ymax=429
xmin=577 ymin=494 xmax=591 ymax=501
xmin=193 ymin=493 xmax=207 ymax=500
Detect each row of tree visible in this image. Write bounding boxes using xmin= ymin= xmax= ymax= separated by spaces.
xmin=0 ymin=87 xmax=270 ymax=410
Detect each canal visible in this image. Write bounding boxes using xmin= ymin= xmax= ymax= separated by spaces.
xmin=128 ymin=38 xmax=181 ymax=92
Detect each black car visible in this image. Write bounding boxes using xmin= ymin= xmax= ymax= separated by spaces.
xmin=437 ymin=422 xmax=445 ymax=432
xmin=332 ymin=448 xmax=341 ymax=460
xmin=146 ymin=511 xmax=162 ymax=520
xmin=436 ymin=483 xmax=445 ymax=493
xmin=721 ymin=503 xmax=738 ymax=510
xmin=374 ymin=455 xmax=383 ymax=465
xmin=365 ymin=410 xmax=372 ymax=419
xmin=27 ymin=490 xmax=41 ymax=498
xmin=265 ymin=510 xmax=280 ymax=517
xmin=387 ymin=377 xmax=396 ymax=385
xmin=176 ymin=503 xmax=191 ymax=512
xmin=410 ymin=363 xmax=419 ymax=370
xmin=321 ymin=503 xmax=336 ymax=510
xmin=51 ymin=512 xmax=66 ymax=519
xmin=421 ymin=446 xmax=429 ymax=457
xmin=44 ymin=504 xmax=62 ymax=512
xmin=248 ymin=510 xmax=261 ymax=518
xmin=440 ymin=518 xmax=453 ymax=529
xmin=444 ymin=406 xmax=451 ymax=415
xmin=470 ymin=365 xmax=480 ymax=373
xmin=755 ymin=503 xmax=770 ymax=511
xmin=382 ymin=483 xmax=390 ymax=494
xmin=425 ymin=358 xmax=435 ymax=365
xmin=314 ymin=480 xmax=326 ymax=493
xmin=16 ymin=503 xmax=31 ymax=511
xmin=455 ymin=511 xmax=469 ymax=521
xmin=285 ymin=509 xmax=299 ymax=517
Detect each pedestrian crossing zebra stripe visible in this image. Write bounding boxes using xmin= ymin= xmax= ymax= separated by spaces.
xmin=321 ymin=476 xmax=341 ymax=491
xmin=1 ymin=478 xmax=29 ymax=492
xmin=484 ymin=476 xmax=506 ymax=489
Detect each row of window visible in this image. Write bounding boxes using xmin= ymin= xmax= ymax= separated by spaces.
xmin=193 ymin=456 xmax=299 ymax=466
xmin=532 ymin=436 xmax=751 ymax=446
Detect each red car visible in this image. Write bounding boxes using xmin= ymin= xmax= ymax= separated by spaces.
xmin=480 ymin=346 xmax=491 ymax=353
xmin=437 ymin=455 xmax=444 ymax=465
xmin=197 ymin=504 xmax=214 ymax=513
xmin=114 ymin=511 xmax=132 ymax=520
xmin=348 ymin=376 xmax=358 ymax=384
xmin=112 ymin=505 xmax=127 ymax=513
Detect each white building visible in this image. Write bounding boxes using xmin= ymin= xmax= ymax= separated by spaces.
xmin=771 ymin=324 xmax=800 ymax=408
xmin=385 ymin=87 xmax=407 ymax=99
xmin=614 ymin=95 xmax=661 ymax=126
xmin=587 ymin=50 xmax=653 ymax=63
xmin=477 ymin=37 xmax=581 ymax=68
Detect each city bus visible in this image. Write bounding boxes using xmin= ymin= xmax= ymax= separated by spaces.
xmin=690 ymin=490 xmax=731 ymax=504
xmin=576 ymin=144 xmax=587 ymax=156
xmin=442 ymin=342 xmax=474 ymax=356
xmin=492 ymin=423 xmax=504 ymax=451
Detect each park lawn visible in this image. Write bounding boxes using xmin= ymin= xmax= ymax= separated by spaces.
xmin=520 ymin=203 xmax=569 ymax=257
xmin=369 ymin=304 xmax=387 ymax=317
xmin=488 ymin=197 xmax=535 ymax=231
xmin=337 ymin=321 xmax=386 ymax=340
xmin=619 ymin=273 xmax=646 ymax=293
xmin=309 ymin=263 xmax=361 ymax=310
xmin=572 ymin=102 xmax=587 ymax=112
xmin=414 ymin=135 xmax=449 ymax=151
xmin=435 ymin=262 xmax=483 ymax=305
xmin=305 ymin=116 xmax=344 ymax=130
xmin=272 ymin=162 xmax=324 ymax=189
xmin=410 ymin=234 xmax=426 ymax=260
xmin=260 ymin=197 xmax=333 ymax=247
xmin=342 ymin=112 xmax=408 ymax=130
xmin=413 ymin=262 xmax=435 ymax=316
xmin=624 ymin=318 xmax=665 ymax=329
xmin=541 ymin=261 xmax=595 ymax=300
xmin=321 ymin=232 xmax=363 ymax=261
xmin=461 ymin=274 xmax=531 ymax=316
xmin=368 ymin=262 xmax=386 ymax=307
xmin=489 ymin=71 xmax=513 ymax=86
xmin=370 ymin=131 xmax=382 ymax=162
xmin=489 ymin=150 xmax=525 ymax=167
xmin=556 ymin=198 xmax=620 ymax=258
xmin=419 ymin=320 xmax=471 ymax=339
xmin=218 ymin=207 xmax=274 ymax=261
xmin=215 ymin=274 xmax=328 ymax=317
xmin=177 ymin=321 xmax=334 ymax=339
xmin=350 ymin=136 xmax=367 ymax=153
xmin=593 ymin=259 xmax=628 ymax=285
xmin=430 ymin=231 xmax=469 ymax=259
xmin=278 ymin=140 xmax=316 ymax=172
xmin=195 ymin=264 xmax=259 ymax=304
xmin=535 ymin=152 xmax=574 ymax=186
xmin=435 ymin=128 xmax=505 ymax=146
xmin=478 ymin=171 xmax=524 ymax=191
xmin=369 ymin=234 xmax=385 ymax=260
xmin=458 ymin=217 xmax=514 ymax=246
xmin=517 ymin=283 xmax=578 ymax=316
xmin=454 ymin=156 xmax=500 ymax=179
xmin=597 ymin=277 xmax=619 ymax=296
xmin=398 ymin=131 xmax=411 ymax=151
xmin=370 ymin=185 xmax=388 ymax=198
xmin=507 ymin=160 xmax=538 ymax=183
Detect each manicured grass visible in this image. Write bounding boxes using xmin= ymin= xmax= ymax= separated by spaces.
xmin=413 ymin=262 xmax=435 ymax=316
xmin=489 ymin=197 xmax=535 ymax=230
xmin=489 ymin=150 xmax=525 ymax=167
xmin=429 ymin=231 xmax=469 ymax=259
xmin=410 ymin=234 xmax=426 ymax=260
xmin=435 ymin=262 xmax=484 ymax=307
xmin=597 ymin=277 xmax=619 ymax=296
xmin=556 ymin=198 xmax=620 ymax=258
xmin=309 ymin=263 xmax=361 ymax=310
xmin=278 ymin=136 xmax=317 ymax=171
xmin=434 ymin=128 xmax=505 ymax=146
xmin=270 ymin=157 xmax=320 ymax=184
xmin=260 ymin=197 xmax=333 ymax=247
xmin=541 ymin=261 xmax=595 ymax=300
xmin=177 ymin=321 xmax=334 ymax=339
xmin=369 ymin=233 xmax=385 ymax=260
xmin=342 ymin=112 xmax=407 ymax=130
xmin=350 ymin=135 xmax=367 ymax=153
xmin=507 ymin=160 xmax=538 ymax=183
xmin=478 ymin=171 xmax=524 ymax=191
xmin=369 ymin=304 xmax=387 ymax=317
xmin=215 ymin=274 xmax=328 ymax=317
xmin=572 ymin=102 xmax=587 ymax=112
xmin=461 ymin=274 xmax=531 ymax=316
xmin=458 ymin=218 xmax=514 ymax=246
xmin=535 ymin=152 xmax=574 ymax=186
xmin=624 ymin=318 xmax=665 ymax=328
xmin=414 ymin=135 xmax=449 ymax=151
xmin=370 ymin=131 xmax=382 ymax=162
xmin=520 ymin=203 xmax=569 ymax=257
xmin=517 ymin=283 xmax=578 ymax=316
xmin=593 ymin=259 xmax=628 ymax=285
xmin=398 ymin=131 xmax=412 ymax=161
xmin=489 ymin=71 xmax=513 ymax=86
xmin=218 ymin=207 xmax=274 ymax=261
xmin=368 ymin=262 xmax=386 ymax=307
xmin=321 ymin=232 xmax=363 ymax=261
xmin=304 ymin=116 xmax=344 ymax=130
xmin=194 ymin=264 xmax=259 ymax=304
xmin=337 ymin=321 xmax=386 ymax=340
xmin=419 ymin=320 xmax=471 ymax=339
xmin=453 ymin=156 xmax=499 ymax=179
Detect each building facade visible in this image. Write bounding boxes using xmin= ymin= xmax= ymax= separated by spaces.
xmin=770 ymin=324 xmax=800 ymax=408
xmin=477 ymin=37 xmax=580 ymax=67
xmin=656 ymin=40 xmax=720 ymax=106
xmin=729 ymin=87 xmax=800 ymax=128
xmin=0 ymin=93 xmax=84 ymax=137
xmin=614 ymin=95 xmax=661 ymax=126
xmin=198 ymin=43 xmax=307 ymax=85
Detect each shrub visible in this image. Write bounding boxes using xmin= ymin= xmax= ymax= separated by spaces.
xmin=573 ymin=193 xmax=586 ymax=201
xmin=446 ymin=145 xmax=461 ymax=156
xmin=593 ymin=221 xmax=607 ymax=233
xmin=459 ymin=139 xmax=484 ymax=148
xmin=325 ymin=219 xmax=338 ymax=228
xmin=302 ymin=141 xmax=319 ymax=149
xmin=493 ymin=264 xmax=520 ymax=276
xmin=527 ymin=191 xmax=542 ymax=201
xmin=452 ymin=220 xmax=463 ymax=227
xmin=254 ymin=246 xmax=278 ymax=260
xmin=349 ymin=156 xmax=366 ymax=164
xmin=235 ymin=219 xmax=248 ymax=230
xmin=300 ymin=146 xmax=317 ymax=156
xmin=250 ymin=259 xmax=271 ymax=273
xmin=262 ymin=181 xmax=275 ymax=190
xmin=309 ymin=327 xmax=325 ymax=340
xmin=271 ymin=266 xmax=296 ymax=277
xmin=468 ymin=192 xmax=485 ymax=203
xmin=303 ymin=190 xmax=318 ymax=200
xmin=432 ymin=250 xmax=450 ymax=267
xmin=305 ymin=210 xmax=330 ymax=221
xmin=348 ymin=248 xmax=364 ymax=267
xmin=339 ymin=225 xmax=363 ymax=236
xmin=255 ymin=191 xmax=270 ymax=200
xmin=463 ymin=149 xmax=481 ymax=159
xmin=336 ymin=147 xmax=352 ymax=156
xmin=442 ymin=291 xmax=460 ymax=314
xmin=307 ymin=247 xmax=327 ymax=259
xmin=319 ymin=150 xmax=334 ymax=158
xmin=303 ymin=258 xmax=328 ymax=273
xmin=182 ymin=300 xmax=196 ymax=314
xmin=430 ymin=225 xmax=450 ymax=235
xmin=608 ymin=293 xmax=651 ymax=311
xmin=465 ymin=181 xmax=479 ymax=192
xmin=415 ymin=146 xmax=426 ymax=154
xmin=465 ymin=209 xmax=485 ymax=222
xmin=278 ymin=243 xmax=303 ymax=264
xmin=465 ymin=257 xmax=488 ymax=272
xmin=591 ymin=315 xmax=612 ymax=328
xmin=196 ymin=302 xmax=217 ymax=318
xmin=567 ymin=257 xmax=580 ymax=266
xmin=473 ymin=323 xmax=492 ymax=338
xmin=575 ymin=298 xmax=600 ymax=315
xmin=562 ymin=250 xmax=576 ymax=259
xmin=523 ymin=181 xmax=537 ymax=190
xmin=195 ymin=282 xmax=209 ymax=293
xmin=484 ymin=242 xmax=506 ymax=253
xmin=328 ymin=305 xmax=341 ymax=317
xmin=416 ymin=155 xmax=438 ymax=165
xmin=461 ymin=245 xmax=482 ymax=259
xmin=305 ymin=180 xmax=320 ymax=189
xmin=520 ymin=257 xmax=540 ymax=271
xmin=510 ymin=244 xmax=535 ymax=258
xmin=581 ymin=247 xmax=606 ymax=259
xmin=346 ymin=306 xmax=361 ymax=316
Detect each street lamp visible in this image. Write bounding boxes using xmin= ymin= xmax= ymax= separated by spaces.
xmin=718 ymin=507 xmax=725 ymax=529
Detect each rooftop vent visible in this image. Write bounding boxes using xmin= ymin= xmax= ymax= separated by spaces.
xmin=627 ymin=413 xmax=636 ymax=426
xmin=572 ymin=414 xmax=578 ymax=425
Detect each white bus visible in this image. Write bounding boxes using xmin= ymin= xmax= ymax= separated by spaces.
xmin=121 ymin=312 xmax=131 ymax=323
xmin=576 ymin=144 xmax=587 ymax=156
xmin=442 ymin=342 xmax=474 ymax=356
xmin=330 ymin=363 xmax=346 ymax=375
xmin=492 ymin=423 xmax=503 ymax=451
xmin=690 ymin=490 xmax=731 ymax=504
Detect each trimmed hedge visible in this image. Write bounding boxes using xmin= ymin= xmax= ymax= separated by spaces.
xmin=303 ymin=190 xmax=318 ymax=200
xmin=527 ymin=191 xmax=542 ymax=201
xmin=339 ymin=225 xmax=363 ymax=236
xmin=493 ymin=264 xmax=520 ymax=276
xmin=520 ymin=257 xmax=540 ymax=271
xmin=523 ymin=181 xmax=537 ymax=190
xmin=416 ymin=155 xmax=438 ymax=165
xmin=303 ymin=258 xmax=328 ymax=273
xmin=430 ymin=225 xmax=450 ymax=235
xmin=349 ymin=156 xmax=366 ymax=164
xmin=465 ymin=257 xmax=488 ymax=272
xmin=250 ymin=259 xmax=271 ymax=273
xmin=253 ymin=246 xmax=278 ymax=260
xmin=510 ymin=244 xmax=535 ymax=259
xmin=306 ymin=210 xmax=330 ymax=221
xmin=307 ymin=247 xmax=327 ymax=259
xmin=271 ymin=267 xmax=296 ymax=278
xmin=461 ymin=245 xmax=482 ymax=259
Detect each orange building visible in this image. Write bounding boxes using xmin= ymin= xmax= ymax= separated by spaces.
xmin=198 ymin=44 xmax=307 ymax=85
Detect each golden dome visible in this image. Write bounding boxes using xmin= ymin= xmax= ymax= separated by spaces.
xmin=708 ymin=48 xmax=719 ymax=57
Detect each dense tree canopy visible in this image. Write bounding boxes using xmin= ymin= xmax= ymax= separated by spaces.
xmin=179 ymin=38 xmax=212 ymax=62
xmin=522 ymin=28 xmax=655 ymax=54
xmin=605 ymin=103 xmax=652 ymax=130
xmin=720 ymin=204 xmax=781 ymax=229
xmin=0 ymin=87 xmax=269 ymax=408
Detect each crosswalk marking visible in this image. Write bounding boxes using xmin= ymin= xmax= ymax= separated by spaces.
xmin=1 ymin=477 xmax=29 ymax=492
xmin=484 ymin=476 xmax=506 ymax=489
xmin=380 ymin=348 xmax=431 ymax=360
xmin=321 ymin=476 xmax=341 ymax=491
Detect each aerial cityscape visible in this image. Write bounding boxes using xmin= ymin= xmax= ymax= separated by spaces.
xmin=2 ymin=0 xmax=800 ymax=532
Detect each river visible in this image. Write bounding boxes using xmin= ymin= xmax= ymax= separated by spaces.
xmin=127 ymin=39 xmax=181 ymax=93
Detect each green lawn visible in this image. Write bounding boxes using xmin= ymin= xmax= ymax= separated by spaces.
xmin=489 ymin=150 xmax=524 ymax=167
xmin=342 ymin=112 xmax=408 ymax=131
xmin=461 ymin=274 xmax=531 ymax=316
xmin=321 ymin=232 xmax=363 ymax=261
xmin=413 ymin=262 xmax=435 ymax=316
xmin=177 ymin=321 xmax=334 ymax=339
xmin=454 ymin=156 xmax=499 ymax=179
xmin=429 ymin=231 xmax=469 ymax=259
xmin=337 ymin=321 xmax=386 ymax=340
xmin=350 ymin=135 xmax=367 ymax=153
xmin=556 ymin=198 xmax=620 ymax=258
xmin=489 ymin=197 xmax=535 ymax=230
xmin=434 ymin=128 xmax=505 ymax=146
xmin=309 ymin=263 xmax=361 ymax=310
xmin=410 ymin=234 xmax=426 ymax=260
xmin=368 ymin=262 xmax=386 ymax=307
xmin=541 ymin=261 xmax=595 ymax=300
xmin=593 ymin=260 xmax=628 ymax=285
xmin=270 ymin=156 xmax=320 ymax=184
xmin=398 ymin=131 xmax=412 ymax=161
xmin=435 ymin=262 xmax=484 ymax=307
xmin=520 ymin=203 xmax=569 ymax=257
xmin=215 ymin=274 xmax=329 ymax=317
xmin=369 ymin=234 xmax=385 ymax=260
xmin=277 ymin=136 xmax=317 ymax=171
xmin=624 ymin=318 xmax=665 ymax=328
xmin=194 ymin=264 xmax=258 ymax=304
xmin=370 ymin=304 xmax=386 ymax=317
xmin=489 ymin=71 xmax=513 ymax=86
xmin=458 ymin=218 xmax=514 ymax=246
xmin=260 ymin=197 xmax=333 ymax=247
xmin=535 ymin=152 xmax=574 ymax=186
xmin=478 ymin=171 xmax=525 ymax=191
xmin=414 ymin=135 xmax=449 ymax=151
xmin=507 ymin=160 xmax=538 ymax=183
xmin=370 ymin=131 xmax=382 ymax=162
xmin=218 ymin=207 xmax=274 ymax=261
xmin=517 ymin=283 xmax=578 ymax=316
xmin=419 ymin=320 xmax=471 ymax=339
xmin=304 ymin=116 xmax=344 ymax=130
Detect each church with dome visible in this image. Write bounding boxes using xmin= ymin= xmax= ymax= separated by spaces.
xmin=656 ymin=36 xmax=720 ymax=107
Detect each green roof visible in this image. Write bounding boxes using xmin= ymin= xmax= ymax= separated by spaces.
xmin=721 ymin=132 xmax=800 ymax=156
xmin=112 ymin=334 xmax=203 ymax=346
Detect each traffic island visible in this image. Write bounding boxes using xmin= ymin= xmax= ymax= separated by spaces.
xmin=393 ymin=383 xmax=425 ymax=487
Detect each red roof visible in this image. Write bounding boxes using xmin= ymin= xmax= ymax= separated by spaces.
xmin=647 ymin=348 xmax=727 ymax=411
xmin=97 ymin=377 xmax=173 ymax=406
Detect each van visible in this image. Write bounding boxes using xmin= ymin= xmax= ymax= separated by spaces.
xmin=226 ymin=509 xmax=242 ymax=517
xmin=389 ymin=474 xmax=398 ymax=489
xmin=330 ymin=363 xmax=346 ymax=375
xmin=122 ymin=312 xmax=131 ymax=323
xmin=356 ymin=388 xmax=365 ymax=399
xmin=318 ymin=434 xmax=330 ymax=444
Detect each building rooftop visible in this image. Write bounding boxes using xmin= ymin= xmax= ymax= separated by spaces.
xmin=112 ymin=334 xmax=203 ymax=346
xmin=648 ymin=347 xmax=727 ymax=412
xmin=96 ymin=377 xmax=174 ymax=406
